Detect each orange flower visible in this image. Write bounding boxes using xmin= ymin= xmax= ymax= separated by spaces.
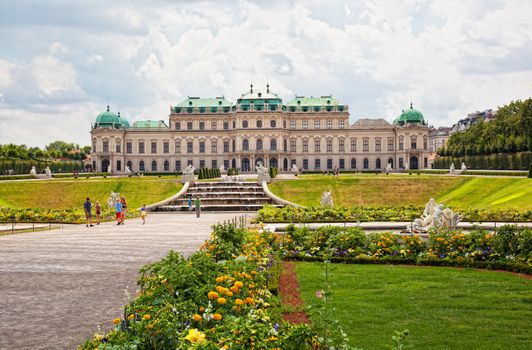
xmin=199 ymin=306 xmax=205 ymax=313
xmin=208 ymin=291 xmax=219 ymax=300
xmin=193 ymin=314 xmax=202 ymax=322
xmin=235 ymin=298 xmax=244 ymax=306
xmin=142 ymin=314 xmax=151 ymax=320
xmin=213 ymin=313 xmax=222 ymax=321
xmin=217 ymin=297 xmax=227 ymax=305
xmin=226 ymin=291 xmax=233 ymax=297
xmin=112 ymin=317 xmax=121 ymax=325
xmin=230 ymin=286 xmax=239 ymax=293
xmin=127 ymin=314 xmax=134 ymax=320
xmin=245 ymin=297 xmax=255 ymax=305
xmin=234 ymin=281 xmax=244 ymax=289
xmin=215 ymin=276 xmax=224 ymax=283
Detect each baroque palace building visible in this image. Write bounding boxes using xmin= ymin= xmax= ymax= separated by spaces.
xmin=90 ymin=85 xmax=430 ymax=173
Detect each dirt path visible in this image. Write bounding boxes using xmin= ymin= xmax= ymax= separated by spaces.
xmin=0 ymin=212 xmax=241 ymax=350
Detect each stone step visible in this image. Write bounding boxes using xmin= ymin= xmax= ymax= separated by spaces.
xmin=170 ymin=198 xmax=274 ymax=205
xmin=187 ymin=191 xmax=266 ymax=196
xmin=156 ymin=204 xmax=282 ymax=212
xmin=188 ymin=186 xmax=262 ymax=191
xmin=195 ymin=182 xmax=259 ymax=187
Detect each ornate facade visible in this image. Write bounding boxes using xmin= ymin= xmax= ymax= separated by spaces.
xmin=90 ymin=85 xmax=430 ymax=173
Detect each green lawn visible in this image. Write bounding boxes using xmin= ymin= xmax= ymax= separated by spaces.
xmin=0 ymin=177 xmax=181 ymax=209
xmin=296 ymin=263 xmax=532 ymax=350
xmin=269 ymin=174 xmax=531 ymax=209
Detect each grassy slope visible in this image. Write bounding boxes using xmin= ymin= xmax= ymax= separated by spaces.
xmin=269 ymin=175 xmax=531 ymax=209
xmin=0 ymin=177 xmax=181 ymax=209
xmin=297 ymin=263 xmax=532 ymax=350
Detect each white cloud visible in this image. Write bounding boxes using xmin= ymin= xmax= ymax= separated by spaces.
xmin=30 ymin=55 xmax=83 ymax=99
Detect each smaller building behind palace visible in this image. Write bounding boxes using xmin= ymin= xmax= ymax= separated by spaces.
xmin=90 ymin=85 xmax=431 ymax=173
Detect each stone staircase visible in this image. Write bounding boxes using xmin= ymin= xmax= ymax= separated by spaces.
xmin=155 ymin=181 xmax=281 ymax=212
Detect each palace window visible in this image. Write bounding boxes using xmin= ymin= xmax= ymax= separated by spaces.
xmin=138 ymin=142 xmax=145 ymax=154
xmin=223 ymin=121 xmax=229 ymax=130
xmin=339 ymin=158 xmax=345 ymax=169
xmin=116 ymin=160 xmax=121 ymax=171
xmin=363 ymin=158 xmax=369 ymax=169
xmin=187 ymin=159 xmax=193 ymax=166
xmin=270 ymin=139 xmax=277 ymax=151
xmin=314 ymin=120 xmax=320 ymax=129
xmin=175 ymin=122 xmax=181 ymax=130
xmin=327 ymin=139 xmax=333 ymax=152
xmin=256 ymin=139 xmax=263 ymax=150
xmin=290 ymin=120 xmax=296 ymax=129
xmin=242 ymin=120 xmax=249 ymax=128
xmin=116 ymin=143 xmax=121 ymax=153
xmin=242 ymin=139 xmax=249 ymax=151
xmin=211 ymin=140 xmax=218 ymax=153
xmin=315 ymin=158 xmax=321 ymax=170
xmin=375 ymin=139 xmax=381 ymax=152
xmin=175 ymin=141 xmax=181 ymax=153
xmin=199 ymin=121 xmax=205 ymax=130
xmin=223 ymin=141 xmax=229 ymax=153
xmin=363 ymin=139 xmax=369 ymax=152
xmin=303 ymin=140 xmax=309 ymax=152
xmin=175 ymin=160 xmax=181 ymax=171
xmin=103 ymin=141 xmax=109 ymax=153
xmin=411 ymin=136 xmax=417 ymax=150
xmin=187 ymin=141 xmax=193 ymax=153
xmin=126 ymin=142 xmax=132 ymax=154
xmin=423 ymin=136 xmax=428 ymax=150
xmin=212 ymin=159 xmax=217 ymax=169
xmin=303 ymin=158 xmax=309 ymax=170
xmin=164 ymin=160 xmax=169 ymax=171
xmin=424 ymin=157 xmax=428 ymax=168
xmin=399 ymin=157 xmax=404 ymax=168
xmin=92 ymin=140 xmax=96 ymax=153
xmin=376 ymin=158 xmax=381 ymax=169
xmin=339 ymin=139 xmax=345 ymax=152
xmin=270 ymin=120 xmax=276 ymax=128
xmin=187 ymin=122 xmax=193 ymax=130
xmin=223 ymin=160 xmax=229 ymax=170
xmin=351 ymin=158 xmax=356 ymax=169
xmin=388 ymin=138 xmax=394 ymax=151
xmin=399 ymin=137 xmax=404 ymax=150
xmin=139 ymin=160 xmax=145 ymax=172
xmin=327 ymin=159 xmax=333 ymax=169
xmin=350 ymin=139 xmax=357 ymax=152
xmin=151 ymin=142 xmax=157 ymax=154
xmin=339 ymin=120 xmax=345 ymax=129
xmin=211 ymin=121 xmax=217 ymax=130
xmin=257 ymin=120 xmax=263 ymax=128
xmin=314 ymin=139 xmax=321 ymax=152
xmin=326 ymin=120 xmax=332 ymax=129
xmin=163 ymin=142 xmax=169 ymax=154
xmin=302 ymin=121 xmax=308 ymax=129
xmin=290 ymin=140 xmax=296 ymax=152
xmin=199 ymin=141 xmax=205 ymax=153
xmin=199 ymin=159 xmax=205 ymax=168
xmin=151 ymin=160 xmax=157 ymax=171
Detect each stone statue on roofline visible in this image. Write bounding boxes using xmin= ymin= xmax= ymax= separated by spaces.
xmin=181 ymin=164 xmax=195 ymax=184
xmin=320 ymin=190 xmax=334 ymax=208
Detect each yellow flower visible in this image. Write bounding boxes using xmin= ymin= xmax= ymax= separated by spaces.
xmin=112 ymin=317 xmax=121 ymax=325
xmin=142 ymin=314 xmax=151 ymax=320
xmin=193 ymin=314 xmax=202 ymax=322
xmin=226 ymin=291 xmax=233 ymax=297
xmin=245 ymin=297 xmax=255 ymax=305
xmin=215 ymin=276 xmax=224 ymax=283
xmin=235 ymin=298 xmax=244 ymax=305
xmin=230 ymin=286 xmax=239 ymax=294
xmin=199 ymin=306 xmax=205 ymax=313
xmin=234 ymin=281 xmax=244 ymax=289
xmin=127 ymin=314 xmax=135 ymax=320
xmin=213 ymin=313 xmax=223 ymax=321
xmin=208 ymin=291 xmax=219 ymax=300
xmin=185 ymin=328 xmax=206 ymax=344
xmin=217 ymin=297 xmax=227 ymax=305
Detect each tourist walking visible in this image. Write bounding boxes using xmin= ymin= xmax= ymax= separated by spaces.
xmin=140 ymin=204 xmax=147 ymax=224
xmin=114 ymin=200 xmax=123 ymax=225
xmin=120 ymin=197 xmax=127 ymax=224
xmin=195 ymin=196 xmax=201 ymax=218
xmin=188 ymin=196 xmax=192 ymax=211
xmin=95 ymin=201 xmax=101 ymax=225
xmin=84 ymin=197 xmax=94 ymax=227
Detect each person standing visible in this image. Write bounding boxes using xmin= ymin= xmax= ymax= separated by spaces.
xmin=95 ymin=201 xmax=101 ymax=225
xmin=114 ymin=200 xmax=123 ymax=225
xmin=120 ymin=197 xmax=127 ymax=224
xmin=195 ymin=196 xmax=201 ymax=218
xmin=140 ymin=204 xmax=147 ymax=225
xmin=84 ymin=198 xmax=94 ymax=227
xmin=188 ymin=196 xmax=192 ymax=212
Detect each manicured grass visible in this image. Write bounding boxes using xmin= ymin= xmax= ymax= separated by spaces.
xmin=0 ymin=177 xmax=181 ymax=209
xmin=296 ymin=263 xmax=532 ymax=350
xmin=269 ymin=174 xmax=532 ymax=209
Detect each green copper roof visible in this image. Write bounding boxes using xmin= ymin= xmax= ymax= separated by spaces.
xmin=95 ymin=106 xmax=122 ymax=127
xmin=394 ymin=103 xmax=425 ymax=125
xmin=132 ymin=120 xmax=168 ymax=128
xmin=175 ymin=97 xmax=232 ymax=111
xmin=286 ymin=95 xmax=345 ymax=112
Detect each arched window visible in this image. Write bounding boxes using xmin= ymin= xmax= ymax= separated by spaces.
xmin=411 ymin=136 xmax=417 ymax=149
xmin=242 ymin=139 xmax=249 ymax=151
xmin=139 ymin=161 xmax=145 ymax=172
xmin=256 ymin=139 xmax=263 ymax=150
xmin=151 ymin=160 xmax=157 ymax=171
xmin=363 ymin=158 xmax=369 ymax=169
xmin=376 ymin=158 xmax=381 ymax=169
xmin=270 ymin=138 xmax=277 ymax=151
xmin=164 ymin=160 xmax=169 ymax=171
xmin=351 ymin=158 xmax=356 ymax=169
xmin=270 ymin=120 xmax=276 ymax=128
xmin=242 ymin=120 xmax=248 ymax=128
xmin=256 ymin=120 xmax=263 ymax=128
xmin=284 ymin=139 xmax=287 ymax=151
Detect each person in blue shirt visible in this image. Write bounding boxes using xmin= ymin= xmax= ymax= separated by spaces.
xmin=188 ymin=196 xmax=192 ymax=211
xmin=115 ymin=200 xmax=123 ymax=225
xmin=84 ymin=198 xmax=94 ymax=227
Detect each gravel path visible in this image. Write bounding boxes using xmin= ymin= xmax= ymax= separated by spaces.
xmin=0 ymin=212 xmax=243 ymax=350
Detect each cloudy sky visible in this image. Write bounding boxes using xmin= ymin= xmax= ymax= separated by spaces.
xmin=0 ymin=0 xmax=531 ymax=147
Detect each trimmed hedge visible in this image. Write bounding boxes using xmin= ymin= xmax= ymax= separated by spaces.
xmin=434 ymin=152 xmax=531 ymax=170
xmin=269 ymin=167 xmax=278 ymax=178
xmin=462 ymin=170 xmax=528 ymax=176
xmin=198 ymin=167 xmax=221 ymax=180
xmin=0 ymin=175 xmax=35 ymax=181
xmin=0 ymin=158 xmax=85 ymax=174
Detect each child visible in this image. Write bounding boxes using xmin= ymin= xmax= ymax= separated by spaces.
xmin=95 ymin=201 xmax=101 ymax=225
xmin=115 ymin=200 xmax=123 ymax=225
xmin=141 ymin=204 xmax=146 ymax=224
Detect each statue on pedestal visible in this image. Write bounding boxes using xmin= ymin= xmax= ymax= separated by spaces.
xmin=291 ymin=163 xmax=299 ymax=173
xmin=404 ymin=162 xmax=409 ymax=171
xmin=385 ymin=163 xmax=392 ymax=174
xmin=461 ymin=162 xmax=467 ymax=172
xmin=256 ymin=161 xmax=271 ymax=184
xmin=30 ymin=166 xmax=37 ymax=177
xmin=413 ymin=198 xmax=462 ymax=232
xmin=321 ymin=191 xmax=334 ymax=208
xmin=181 ymin=164 xmax=196 ymax=184
xmin=219 ymin=164 xmax=225 ymax=174
xmin=44 ymin=167 xmax=52 ymax=178
xmin=449 ymin=163 xmax=456 ymax=174
xmin=125 ymin=166 xmax=132 ymax=175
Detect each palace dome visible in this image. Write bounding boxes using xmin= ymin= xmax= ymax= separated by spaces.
xmin=94 ymin=106 xmax=130 ymax=128
xmin=394 ymin=103 xmax=425 ymax=125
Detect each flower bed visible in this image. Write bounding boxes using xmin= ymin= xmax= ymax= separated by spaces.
xmin=256 ymin=205 xmax=532 ymax=223
xmin=79 ymin=224 xmax=319 ymax=349
xmin=0 ymin=207 xmax=138 ymax=224
xmin=275 ymin=225 xmax=531 ymax=274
